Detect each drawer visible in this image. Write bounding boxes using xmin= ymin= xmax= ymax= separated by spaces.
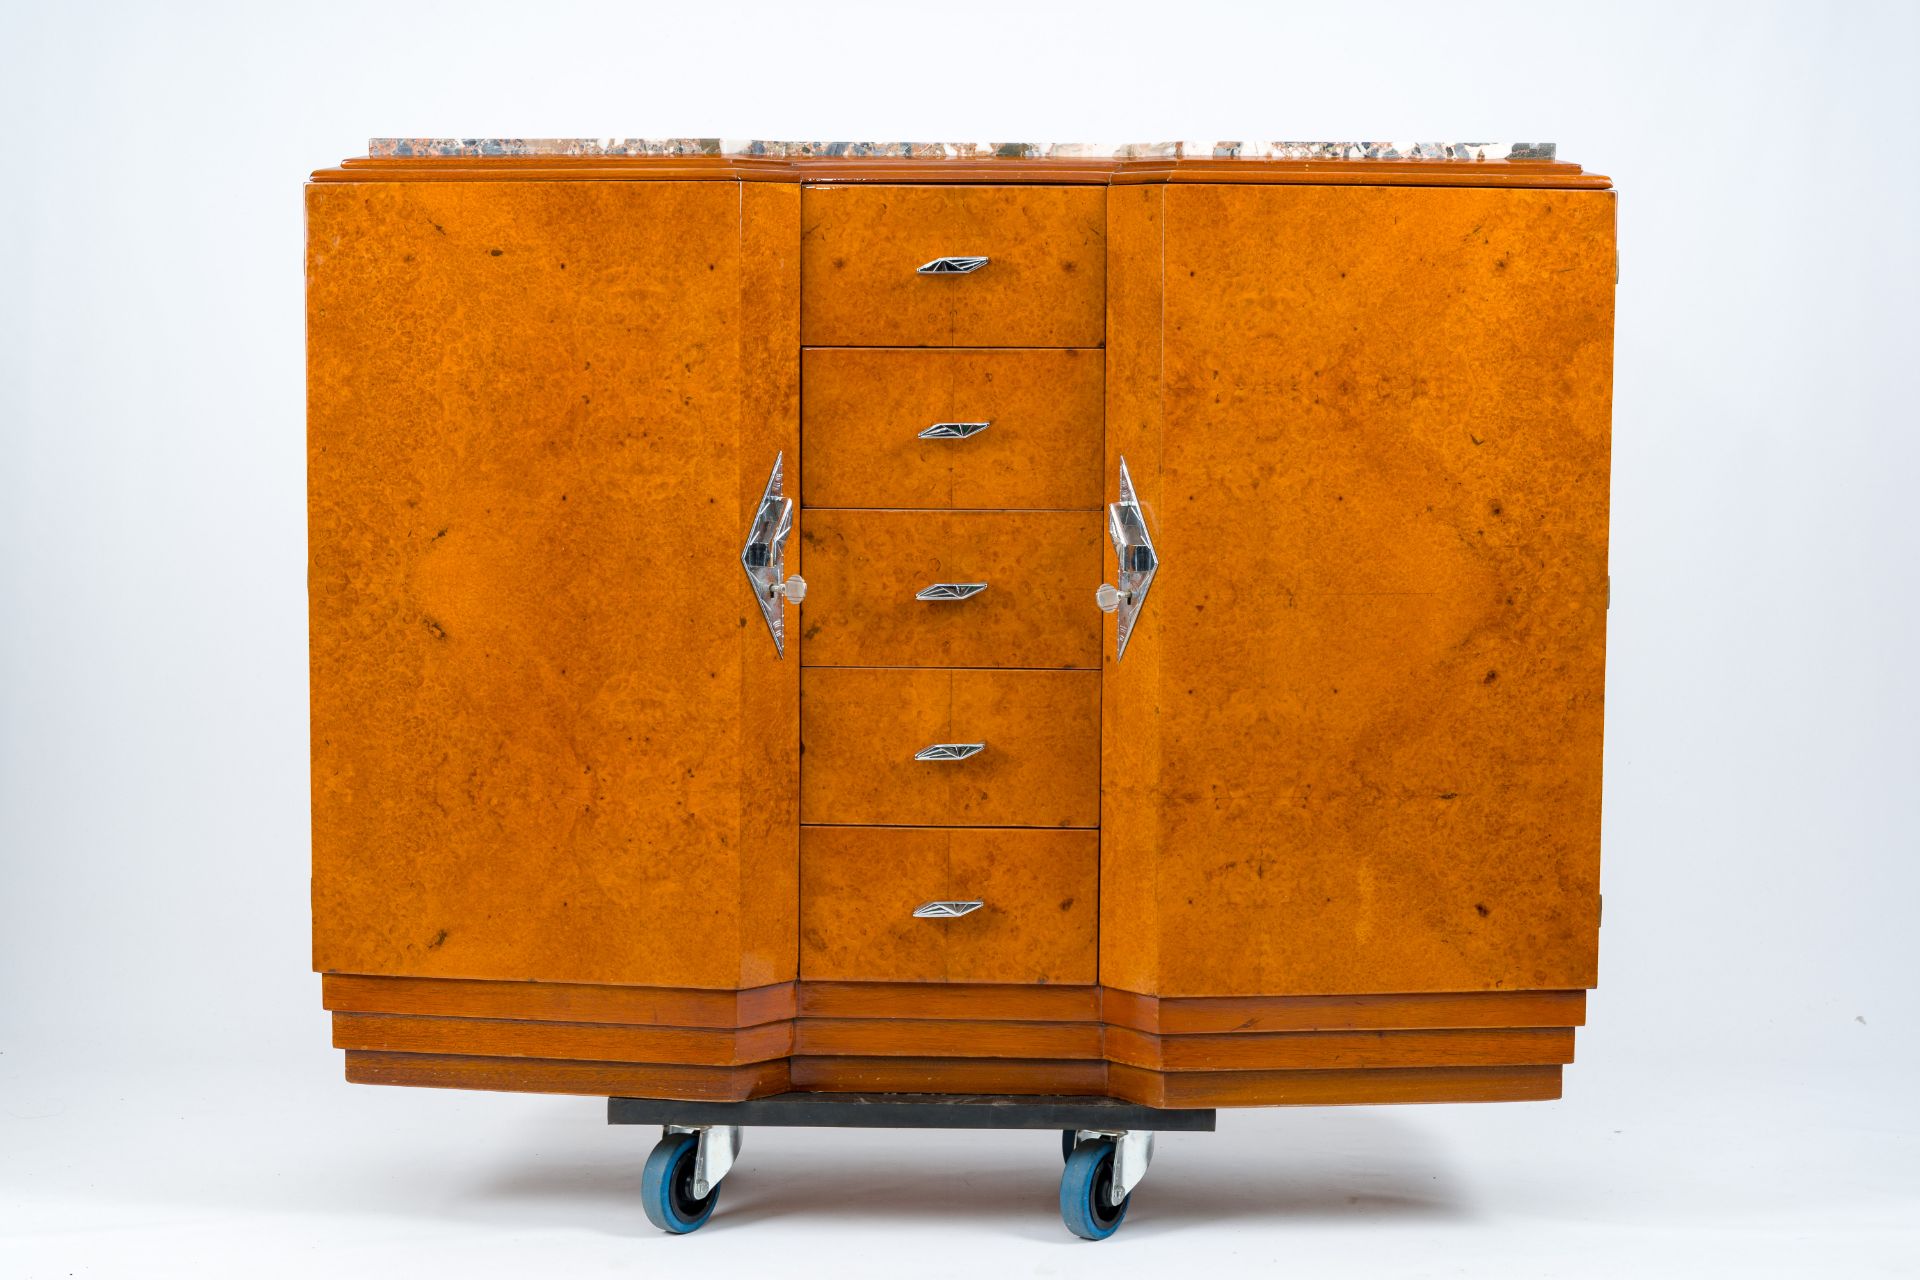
xmin=800 ymin=826 xmax=1098 ymax=984
xmin=801 ymin=185 xmax=1105 ymax=347
xmin=801 ymin=668 xmax=1099 ymax=827
xmin=801 ymin=348 xmax=1103 ymax=511
xmin=797 ymin=510 xmax=1101 ymax=669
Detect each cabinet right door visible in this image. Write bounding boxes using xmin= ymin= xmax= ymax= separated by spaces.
xmin=1102 ymin=181 xmax=1616 ymax=998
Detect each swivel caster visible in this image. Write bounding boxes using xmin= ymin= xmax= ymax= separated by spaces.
xmin=641 ymin=1125 xmax=741 ymax=1234
xmin=1059 ymin=1130 xmax=1154 ymax=1241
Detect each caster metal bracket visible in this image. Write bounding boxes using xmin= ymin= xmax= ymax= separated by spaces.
xmin=665 ymin=1123 xmax=743 ymax=1199
xmin=1073 ymin=1129 xmax=1155 ymax=1208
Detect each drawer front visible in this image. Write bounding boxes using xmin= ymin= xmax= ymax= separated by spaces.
xmin=802 ymin=348 xmax=1103 ymax=511
xmin=801 ymin=826 xmax=1098 ymax=984
xmin=798 ymin=510 xmax=1101 ymax=669
xmin=801 ymin=185 xmax=1105 ymax=347
xmin=801 ymin=668 xmax=1099 ymax=827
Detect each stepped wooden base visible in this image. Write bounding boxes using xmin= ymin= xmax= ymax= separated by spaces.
xmin=326 ymin=975 xmax=1583 ymax=1109
xmin=346 ymin=1051 xmax=791 ymax=1100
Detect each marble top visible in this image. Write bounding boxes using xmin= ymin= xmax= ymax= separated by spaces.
xmin=368 ymin=139 xmax=1556 ymax=162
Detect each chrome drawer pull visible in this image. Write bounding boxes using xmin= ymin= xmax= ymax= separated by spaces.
xmin=914 ymin=741 xmax=985 ymax=762
xmin=917 ymin=256 xmax=989 ymax=275
xmin=738 ymin=452 xmax=805 ymax=658
xmin=913 ymin=900 xmax=984 ymax=919
xmin=1098 ymin=456 xmax=1158 ymax=662
xmin=916 ymin=582 xmax=987 ymax=602
xmin=918 ymin=420 xmax=991 ymax=441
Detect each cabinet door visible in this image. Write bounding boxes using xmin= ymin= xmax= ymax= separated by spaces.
xmin=308 ymin=179 xmax=799 ymax=989
xmin=1103 ymin=183 xmax=1614 ymax=997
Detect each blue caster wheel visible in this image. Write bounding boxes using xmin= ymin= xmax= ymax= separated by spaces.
xmin=641 ymin=1131 xmax=718 ymax=1234
xmin=1060 ymin=1137 xmax=1130 ymax=1240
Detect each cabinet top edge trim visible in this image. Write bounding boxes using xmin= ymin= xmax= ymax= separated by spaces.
xmin=311 ymin=155 xmax=1609 ymax=190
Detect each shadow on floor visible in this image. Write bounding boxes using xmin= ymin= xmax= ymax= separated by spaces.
xmin=457 ymin=1104 xmax=1479 ymax=1240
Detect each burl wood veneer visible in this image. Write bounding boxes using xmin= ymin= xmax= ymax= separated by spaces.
xmin=308 ymin=178 xmax=799 ymax=991
xmin=309 ymin=147 xmax=1614 ymax=1111
xmin=800 ymin=185 xmax=1105 ymax=347
xmin=800 ymin=826 xmax=1099 ymax=984
xmin=798 ymin=510 xmax=1102 ymax=669
xmin=801 ymin=347 xmax=1104 ymax=511
xmin=324 ymin=973 xmax=1583 ymax=1104
xmin=1101 ymin=182 xmax=1614 ymax=999
xmin=799 ymin=667 xmax=1100 ymax=827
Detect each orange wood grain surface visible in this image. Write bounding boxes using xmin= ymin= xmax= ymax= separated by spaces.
xmin=321 ymin=974 xmax=796 ymax=1027
xmin=344 ymin=1042 xmax=1568 ymax=1107
xmin=735 ymin=183 xmax=807 ymax=977
xmin=333 ymin=1012 xmax=794 ymax=1065
xmin=801 ymin=185 xmax=1105 ymax=347
xmin=1103 ymin=1025 xmax=1574 ymax=1072
xmin=1102 ymin=183 xmax=1615 ymax=998
xmin=801 ymin=348 xmax=1104 ymax=511
xmin=789 ymin=1056 xmax=1108 ymax=1096
xmin=345 ymin=1051 xmax=791 ymax=1100
xmin=321 ymin=974 xmax=1580 ymax=1034
xmin=799 ymin=668 xmax=1099 ymax=827
xmin=794 ymin=1018 xmax=1104 ymax=1060
xmin=800 ymin=827 xmax=1098 ymax=984
xmin=1097 ymin=185 xmax=1168 ymax=998
xmin=1109 ymin=1063 xmax=1563 ymax=1108
xmin=798 ymin=981 xmax=1099 ymax=1022
xmin=311 ymin=161 xmax=1614 ymax=1111
xmin=323 ymin=973 xmax=1587 ymax=1104
xmin=1099 ymin=986 xmax=1586 ymax=1034
xmin=309 ymin=179 xmax=799 ymax=991
xmin=797 ymin=510 xmax=1101 ymax=669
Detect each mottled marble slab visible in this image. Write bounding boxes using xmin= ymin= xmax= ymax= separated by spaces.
xmin=368 ymin=139 xmax=1556 ymax=162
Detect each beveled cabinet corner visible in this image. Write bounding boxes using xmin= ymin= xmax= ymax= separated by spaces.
xmin=310 ymin=139 xmax=1615 ymax=1238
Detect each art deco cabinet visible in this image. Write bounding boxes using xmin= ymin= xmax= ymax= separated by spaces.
xmin=307 ymin=139 xmax=1614 ymax=1237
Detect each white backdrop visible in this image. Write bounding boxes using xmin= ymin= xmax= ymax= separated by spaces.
xmin=2 ymin=1 xmax=1916 ymax=1275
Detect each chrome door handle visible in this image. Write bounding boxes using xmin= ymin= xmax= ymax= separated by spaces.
xmin=914 ymin=742 xmax=985 ymax=762
xmin=913 ymin=901 xmax=984 ymax=918
xmin=917 ymin=256 xmax=989 ymax=275
xmin=739 ymin=452 xmax=804 ymax=657
xmin=1100 ymin=456 xmax=1157 ymax=662
xmin=916 ymin=582 xmax=987 ymax=601
xmin=919 ymin=421 xmax=991 ymax=440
